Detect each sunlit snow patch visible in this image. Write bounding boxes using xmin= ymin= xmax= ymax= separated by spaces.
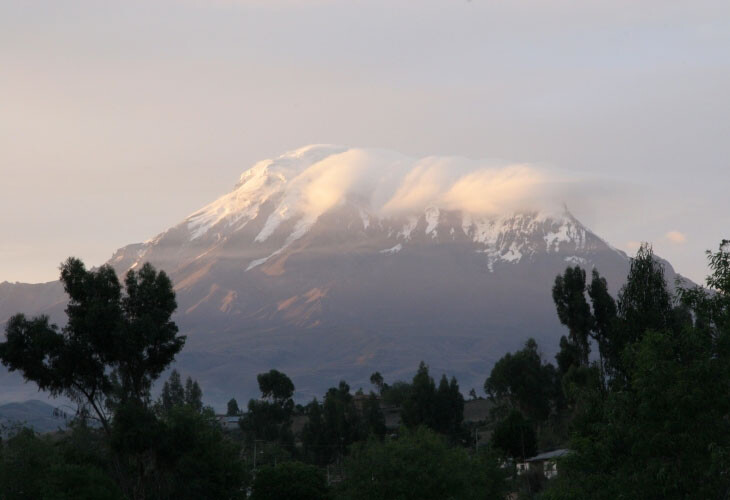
xmin=379 ymin=244 xmax=403 ymax=254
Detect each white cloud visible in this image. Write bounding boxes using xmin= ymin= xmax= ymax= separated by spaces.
xmin=665 ymin=231 xmax=687 ymax=244
xmin=246 ymin=145 xmax=606 ymax=223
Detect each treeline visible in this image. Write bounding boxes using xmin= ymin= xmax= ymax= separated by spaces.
xmin=0 ymin=239 xmax=728 ymax=499
xmin=477 ymin=241 xmax=730 ymax=498
xmin=226 ymin=363 xmax=503 ymax=498
xmin=0 ymin=258 xmax=506 ymax=499
xmin=537 ymin=241 xmax=730 ymax=499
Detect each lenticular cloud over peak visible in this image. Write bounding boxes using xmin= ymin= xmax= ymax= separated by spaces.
xmin=214 ymin=144 xmax=584 ymax=223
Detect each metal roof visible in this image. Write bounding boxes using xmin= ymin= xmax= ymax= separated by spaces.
xmin=526 ymin=449 xmax=571 ymax=462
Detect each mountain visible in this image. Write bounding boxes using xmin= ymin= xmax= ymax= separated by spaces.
xmin=0 ymin=400 xmax=70 ymax=434
xmin=0 ymin=146 xmax=689 ymax=407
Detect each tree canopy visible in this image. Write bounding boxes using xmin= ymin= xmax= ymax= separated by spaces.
xmin=484 ymin=339 xmax=555 ymax=422
xmin=0 ymin=258 xmax=184 ymax=433
xmin=542 ymin=241 xmax=730 ymax=499
xmin=336 ymin=427 xmax=506 ymax=500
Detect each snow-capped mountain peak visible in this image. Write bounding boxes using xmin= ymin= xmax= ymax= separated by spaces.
xmin=162 ymin=145 xmax=614 ymax=275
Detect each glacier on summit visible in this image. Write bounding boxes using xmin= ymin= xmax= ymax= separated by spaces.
xmin=136 ymin=145 xmax=618 ymax=274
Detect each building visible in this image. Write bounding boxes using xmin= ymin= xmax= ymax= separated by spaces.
xmin=517 ymin=449 xmax=571 ymax=479
xmin=216 ymin=414 xmax=241 ymax=431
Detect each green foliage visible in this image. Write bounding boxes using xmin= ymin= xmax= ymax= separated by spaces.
xmin=257 ymin=369 xmax=295 ymax=403
xmin=42 ymin=463 xmax=124 ymax=500
xmin=370 ymin=371 xmax=386 ymax=394
xmin=0 ymin=258 xmax=188 ymax=500
xmin=491 ymin=409 xmax=537 ymax=461
xmin=612 ymin=243 xmax=673 ymax=378
xmin=227 ymin=397 xmax=240 ymax=416
xmin=678 ymin=239 xmax=730 ymax=350
xmin=336 ymin=427 xmax=507 ymax=500
xmin=156 ymin=406 xmax=247 ymax=500
xmin=300 ymin=398 xmax=330 ymax=465
xmin=0 ymin=428 xmax=124 ymax=500
xmin=401 ymin=362 xmax=464 ymax=438
xmin=552 ymin=266 xmax=593 ymax=366
xmin=543 ymin=241 xmax=730 ymax=499
xmin=241 ymin=370 xmax=296 ymax=449
xmin=0 ymin=428 xmax=58 ymax=499
xmin=301 ymin=381 xmax=363 ymax=464
xmin=361 ymin=392 xmax=387 ymax=439
xmin=586 ymin=269 xmax=617 ymax=380
xmin=111 ymin=400 xmax=161 ymax=457
xmin=485 ymin=339 xmax=556 ymax=422
xmin=158 ymin=370 xmax=204 ymax=415
xmin=434 ymin=374 xmax=465 ymax=437
xmin=301 ymin=381 xmax=388 ymax=465
xmin=160 ymin=370 xmax=185 ymax=412
xmin=401 ymin=362 xmax=436 ymax=428
xmin=554 ymin=335 xmax=580 ymax=377
xmin=183 ymin=377 xmax=203 ymax=412
xmin=251 ymin=461 xmax=329 ymax=500
xmin=0 ymin=258 xmax=184 ymax=433
xmin=380 ymin=381 xmax=411 ymax=407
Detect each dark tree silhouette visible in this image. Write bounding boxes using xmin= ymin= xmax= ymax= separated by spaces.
xmin=552 ymin=266 xmax=593 ymax=366
xmin=0 ymin=258 xmax=184 ymax=433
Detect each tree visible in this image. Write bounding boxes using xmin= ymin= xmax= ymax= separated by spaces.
xmin=0 ymin=258 xmax=184 ymax=500
xmin=160 ymin=370 xmax=185 ymax=412
xmin=616 ymin=244 xmax=672 ymax=344
xmin=552 ymin=266 xmax=593 ymax=366
xmin=380 ymin=381 xmax=411 ymax=407
xmin=543 ymin=241 xmax=730 ymax=499
xmin=586 ymin=269 xmax=617 ymax=384
xmin=301 ymin=398 xmax=331 ymax=465
xmin=0 ymin=258 xmax=184 ymax=434
xmin=399 ymin=363 xmax=465 ymax=439
xmin=227 ymin=398 xmax=240 ymax=416
xmin=433 ymin=375 xmax=464 ymax=438
xmin=158 ymin=370 xmax=204 ymax=415
xmin=554 ymin=336 xmax=580 ymax=377
xmin=320 ymin=381 xmax=363 ymax=457
xmin=369 ymin=371 xmax=386 ymax=394
xmin=484 ymin=339 xmax=554 ymax=422
xmin=156 ymin=406 xmax=247 ymax=500
xmin=257 ymin=369 xmax=295 ymax=403
xmin=42 ymin=464 xmax=124 ymax=500
xmin=337 ymin=427 xmax=507 ymax=500
xmin=0 ymin=428 xmax=124 ymax=500
xmin=678 ymin=239 xmax=730 ymax=350
xmin=0 ymin=428 xmax=58 ymax=500
xmin=361 ymin=392 xmax=387 ymax=440
xmin=184 ymin=377 xmax=203 ymax=412
xmin=301 ymin=380 xmax=386 ymax=465
xmin=401 ymin=362 xmax=437 ymax=429
xmin=250 ymin=462 xmax=328 ymax=500
xmin=491 ymin=409 xmax=537 ymax=461
xmin=240 ymin=370 xmax=295 ymax=449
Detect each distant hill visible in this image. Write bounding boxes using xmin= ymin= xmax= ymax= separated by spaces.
xmin=0 ymin=400 xmax=70 ymax=434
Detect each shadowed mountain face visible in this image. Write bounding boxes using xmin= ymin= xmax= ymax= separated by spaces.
xmin=0 ymin=146 xmax=688 ymax=407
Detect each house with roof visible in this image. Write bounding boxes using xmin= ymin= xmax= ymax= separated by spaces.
xmin=517 ymin=449 xmax=571 ymax=479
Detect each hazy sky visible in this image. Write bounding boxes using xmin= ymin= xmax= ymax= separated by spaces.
xmin=2 ymin=0 xmax=728 ymax=284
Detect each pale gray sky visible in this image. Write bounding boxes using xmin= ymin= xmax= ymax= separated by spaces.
xmin=2 ymin=0 xmax=728 ymax=284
